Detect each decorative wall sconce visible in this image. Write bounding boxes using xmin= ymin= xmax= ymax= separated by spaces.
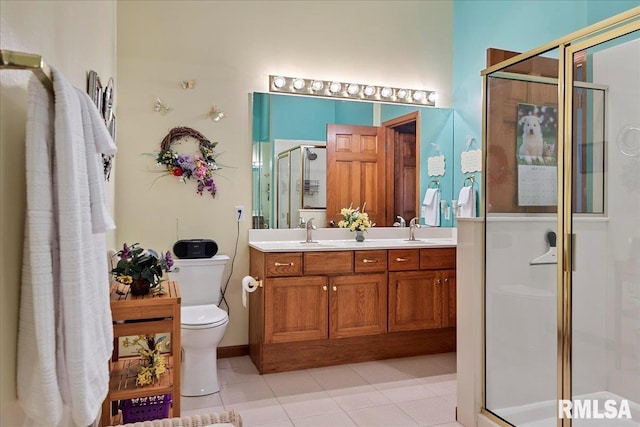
xmin=181 ymin=80 xmax=195 ymax=89
xmin=209 ymin=105 xmax=227 ymax=122
xmin=154 ymin=98 xmax=172 ymax=114
xmin=269 ymin=75 xmax=437 ymax=107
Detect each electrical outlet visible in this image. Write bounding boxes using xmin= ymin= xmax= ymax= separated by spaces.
xmin=234 ymin=206 xmax=245 ymax=222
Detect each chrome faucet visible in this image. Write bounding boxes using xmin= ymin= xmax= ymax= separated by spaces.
xmin=408 ymin=217 xmax=420 ymax=241
xmin=393 ymin=215 xmax=406 ymax=227
xmin=305 ymin=217 xmax=317 ymax=243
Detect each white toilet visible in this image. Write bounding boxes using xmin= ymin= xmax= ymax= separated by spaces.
xmin=169 ymin=255 xmax=229 ymax=396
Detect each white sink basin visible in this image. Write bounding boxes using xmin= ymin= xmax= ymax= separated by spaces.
xmin=250 ymin=238 xmax=456 ymax=252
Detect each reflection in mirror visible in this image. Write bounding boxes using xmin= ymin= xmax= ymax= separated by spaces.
xmin=252 ymin=92 xmax=455 ymax=229
xmin=276 ymin=144 xmax=326 ymax=229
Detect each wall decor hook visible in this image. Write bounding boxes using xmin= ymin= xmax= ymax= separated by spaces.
xmin=209 ymin=105 xmax=227 ymax=122
xmin=181 ymin=80 xmax=195 ymax=89
xmin=154 ymin=98 xmax=172 ymax=114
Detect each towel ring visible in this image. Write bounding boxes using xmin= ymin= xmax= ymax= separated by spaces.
xmin=429 ymin=179 xmax=440 ymax=189
xmin=464 ymin=175 xmax=475 ymax=187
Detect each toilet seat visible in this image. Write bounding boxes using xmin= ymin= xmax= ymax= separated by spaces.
xmin=182 ymin=304 xmax=228 ymax=330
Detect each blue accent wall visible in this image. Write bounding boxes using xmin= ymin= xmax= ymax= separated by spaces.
xmin=270 ymin=95 xmax=374 ymax=141
xmin=452 ymin=0 xmax=639 ymax=218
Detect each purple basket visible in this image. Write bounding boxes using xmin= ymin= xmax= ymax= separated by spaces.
xmin=120 ymin=394 xmax=172 ymax=423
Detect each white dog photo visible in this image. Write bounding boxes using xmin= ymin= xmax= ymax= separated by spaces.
xmin=518 ymin=115 xmax=544 ymax=164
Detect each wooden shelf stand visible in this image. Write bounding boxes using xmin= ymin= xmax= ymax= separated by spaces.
xmin=101 ymin=281 xmax=181 ymax=427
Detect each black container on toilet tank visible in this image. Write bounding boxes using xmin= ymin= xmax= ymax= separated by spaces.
xmin=173 ymin=239 xmax=218 ymax=259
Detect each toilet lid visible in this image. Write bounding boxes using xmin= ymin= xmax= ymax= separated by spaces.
xmin=182 ymin=304 xmax=228 ymax=327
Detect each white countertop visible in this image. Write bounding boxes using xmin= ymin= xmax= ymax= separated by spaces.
xmin=248 ymin=227 xmax=457 ymax=252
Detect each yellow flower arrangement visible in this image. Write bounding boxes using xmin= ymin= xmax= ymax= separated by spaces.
xmin=338 ymin=204 xmax=374 ymax=232
xmin=123 ymin=335 xmax=168 ymax=387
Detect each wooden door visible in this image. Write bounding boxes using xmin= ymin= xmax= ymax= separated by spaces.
xmin=329 ymin=273 xmax=387 ymax=339
xmin=441 ymin=269 xmax=456 ymax=328
xmin=264 ymin=276 xmax=328 ymax=343
xmin=394 ymin=130 xmax=417 ymax=221
xmin=326 ymin=124 xmax=386 ymax=226
xmin=388 ymin=270 xmax=441 ymax=331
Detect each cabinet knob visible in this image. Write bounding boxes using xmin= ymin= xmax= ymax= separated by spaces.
xmin=395 ymin=257 xmax=407 ymax=262
xmin=332 ymin=285 xmax=337 ymax=292
xmin=437 ymin=279 xmax=442 ymax=284
xmin=363 ymin=259 xmax=378 ymax=263
xmin=274 ymin=262 xmax=294 ymax=267
xmin=444 ymin=277 xmax=449 ymax=282
xmin=322 ymin=285 xmax=327 ymax=291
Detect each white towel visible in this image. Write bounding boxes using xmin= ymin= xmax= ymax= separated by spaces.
xmin=52 ymin=67 xmax=114 ymax=426
xmin=76 ymin=88 xmax=116 ymax=233
xmin=421 ymin=188 xmax=440 ymax=227
xmin=18 ymin=77 xmax=65 ymax=427
xmin=457 ymin=186 xmax=476 ymax=218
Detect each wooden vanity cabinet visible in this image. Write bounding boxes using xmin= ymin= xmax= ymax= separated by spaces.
xmin=249 ymin=246 xmax=455 ymax=373
xmin=388 ymin=247 xmax=457 ymax=332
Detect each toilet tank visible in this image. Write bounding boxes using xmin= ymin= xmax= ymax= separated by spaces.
xmin=168 ymin=255 xmax=229 ymax=306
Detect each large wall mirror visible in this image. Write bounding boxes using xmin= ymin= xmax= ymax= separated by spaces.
xmin=252 ymin=92 xmax=455 ymax=229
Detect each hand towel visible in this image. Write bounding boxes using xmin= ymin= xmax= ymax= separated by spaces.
xmin=17 ymin=76 xmax=65 ymax=427
xmin=421 ymin=188 xmax=441 ymax=227
xmin=76 ymin=88 xmax=117 ymax=233
xmin=51 ymin=67 xmax=114 ymax=427
xmin=457 ymin=186 xmax=476 ymax=218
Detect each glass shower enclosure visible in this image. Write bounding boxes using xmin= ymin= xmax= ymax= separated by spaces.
xmin=275 ymin=145 xmax=326 ymax=228
xmin=482 ymin=9 xmax=639 ymax=427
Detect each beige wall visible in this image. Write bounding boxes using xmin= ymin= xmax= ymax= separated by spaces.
xmin=0 ymin=0 xmax=452 ymax=423
xmin=116 ymin=0 xmax=454 ymax=349
xmin=0 ymin=1 xmax=117 ymax=424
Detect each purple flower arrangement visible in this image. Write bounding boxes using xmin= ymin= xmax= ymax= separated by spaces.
xmin=155 ymin=139 xmax=220 ymax=198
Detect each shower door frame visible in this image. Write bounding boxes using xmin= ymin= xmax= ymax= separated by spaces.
xmin=480 ymin=7 xmax=640 ymax=427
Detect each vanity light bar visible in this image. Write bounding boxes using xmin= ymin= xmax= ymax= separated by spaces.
xmin=269 ymin=75 xmax=437 ymax=107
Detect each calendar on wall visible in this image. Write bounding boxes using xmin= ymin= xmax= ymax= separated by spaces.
xmin=516 ymin=103 xmax=558 ymax=206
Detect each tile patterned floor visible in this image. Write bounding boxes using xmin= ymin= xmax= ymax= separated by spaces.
xmin=182 ymin=352 xmax=462 ymax=427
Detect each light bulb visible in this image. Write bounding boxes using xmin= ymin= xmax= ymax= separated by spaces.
xmin=412 ymin=91 xmax=425 ymax=102
xmin=292 ymin=78 xmax=305 ymax=90
xmin=347 ymin=84 xmax=360 ymax=96
xmin=364 ymin=86 xmax=376 ymax=96
xmin=311 ymin=80 xmax=324 ymax=91
xmin=427 ymin=92 xmax=438 ymax=103
xmin=380 ymin=87 xmax=393 ymax=98
xmin=329 ymin=81 xmax=342 ymax=94
xmin=273 ymin=76 xmax=286 ymax=89
xmin=396 ymin=89 xmax=408 ymax=99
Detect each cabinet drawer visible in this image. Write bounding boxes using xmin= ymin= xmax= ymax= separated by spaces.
xmin=265 ymin=252 xmax=303 ymax=277
xmin=355 ymin=250 xmax=387 ymax=273
xmin=304 ymin=251 xmax=353 ymax=275
xmin=420 ymin=248 xmax=456 ymax=270
xmin=388 ymin=249 xmax=420 ymax=271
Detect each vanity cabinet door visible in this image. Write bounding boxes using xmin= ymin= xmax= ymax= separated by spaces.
xmin=441 ymin=269 xmax=456 ymax=328
xmin=264 ymin=276 xmax=328 ymax=343
xmin=329 ymin=273 xmax=387 ymax=339
xmin=388 ymin=270 xmax=442 ymax=331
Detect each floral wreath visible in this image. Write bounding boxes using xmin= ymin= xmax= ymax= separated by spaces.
xmin=156 ymin=126 xmax=220 ymax=198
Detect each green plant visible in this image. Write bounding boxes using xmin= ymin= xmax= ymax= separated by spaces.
xmin=111 ymin=243 xmax=173 ymax=289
